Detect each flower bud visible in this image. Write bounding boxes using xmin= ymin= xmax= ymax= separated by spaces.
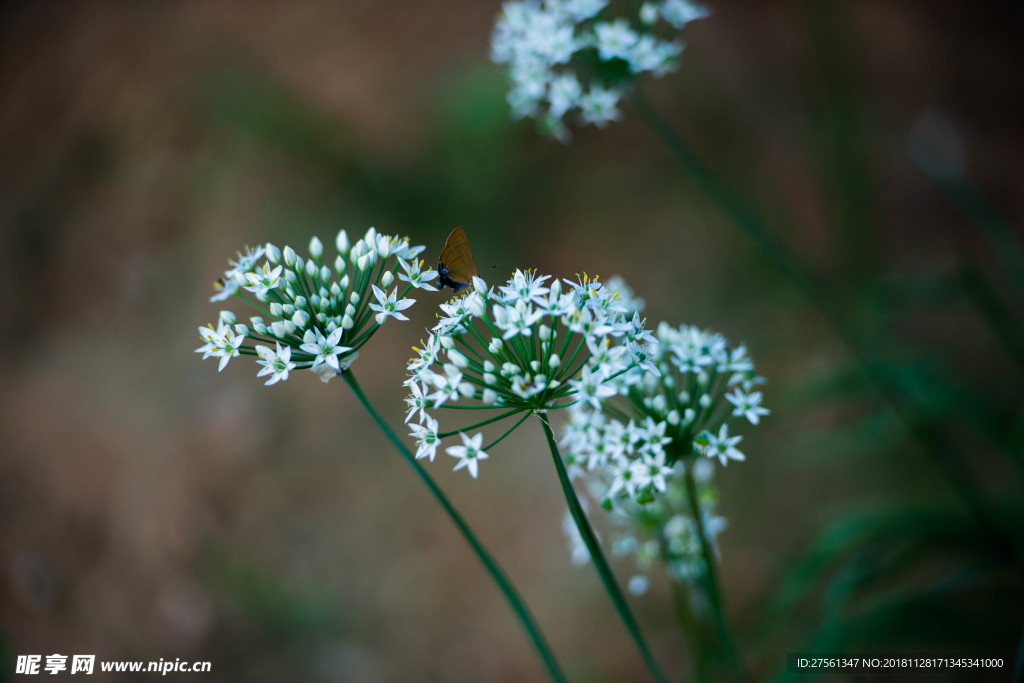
xmin=266 ymin=243 xmax=281 ymax=264
xmin=309 ymin=236 xmax=323 ymax=260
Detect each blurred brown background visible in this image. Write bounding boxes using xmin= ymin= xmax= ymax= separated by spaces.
xmin=2 ymin=1 xmax=1023 ymax=681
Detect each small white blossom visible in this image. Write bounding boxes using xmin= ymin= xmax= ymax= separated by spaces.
xmin=244 ymin=263 xmax=283 ymax=299
xmin=725 ymin=388 xmax=769 ymax=425
xmin=594 ymin=20 xmax=639 ymax=62
xmin=446 ymin=432 xmax=489 ymax=478
xmin=299 ymin=328 xmax=353 ymax=372
xmin=255 ymin=342 xmax=296 ymax=385
xmin=398 ymin=257 xmax=439 ymax=291
xmin=369 ymin=285 xmax=416 ymax=325
xmin=703 ymin=424 xmax=744 ymax=466
xmin=409 ymin=415 xmax=442 ymax=461
xmin=579 ymin=86 xmax=622 ymax=127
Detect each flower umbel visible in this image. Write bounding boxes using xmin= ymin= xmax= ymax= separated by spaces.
xmin=560 ymin=293 xmax=767 ymax=586
xmin=197 ymin=228 xmax=436 ymax=383
xmin=491 ymin=0 xmax=710 ymax=140
xmin=405 ymin=271 xmax=655 ymax=478
xmin=562 ymin=318 xmax=767 ymax=505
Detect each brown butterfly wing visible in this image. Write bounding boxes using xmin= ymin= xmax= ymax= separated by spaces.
xmin=441 ymin=227 xmax=478 ymax=283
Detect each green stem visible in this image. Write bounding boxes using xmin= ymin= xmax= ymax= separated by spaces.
xmin=629 ymin=89 xmax=1014 ymax=557
xmin=437 ymin=408 xmax=521 ymax=439
xmin=666 ymin=571 xmax=712 ymax=683
xmin=485 ymin=411 xmax=533 ymax=451
xmin=536 ymin=412 xmax=669 ymax=683
xmin=341 ymin=371 xmax=566 ymax=683
xmin=683 ymin=463 xmax=748 ymax=683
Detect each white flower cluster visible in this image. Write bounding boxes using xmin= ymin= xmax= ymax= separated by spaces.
xmin=597 ymin=458 xmax=727 ymax=593
xmin=197 ymin=228 xmax=437 ymax=384
xmin=559 ymin=294 xmax=767 ymax=588
xmin=491 ymin=0 xmax=710 ymax=140
xmin=563 ymin=320 xmax=767 ymax=504
xmin=405 ymin=270 xmax=656 ymax=477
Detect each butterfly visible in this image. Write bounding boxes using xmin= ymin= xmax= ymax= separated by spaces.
xmin=437 ymin=227 xmax=477 ymax=294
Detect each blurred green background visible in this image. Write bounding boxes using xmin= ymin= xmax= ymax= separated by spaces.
xmin=2 ymin=1 xmax=1022 ymax=681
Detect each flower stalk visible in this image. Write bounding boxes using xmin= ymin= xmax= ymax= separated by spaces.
xmin=343 ymin=371 xmax=567 ymax=683
xmin=539 ymin=411 xmax=669 ymax=683
xmin=682 ymin=463 xmax=748 ymax=683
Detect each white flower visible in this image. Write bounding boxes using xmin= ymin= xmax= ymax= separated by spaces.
xmin=409 ymin=416 xmax=442 ymax=461
xmin=229 ymin=245 xmax=266 ymax=274
xmin=579 ymin=86 xmax=622 ymax=127
xmin=499 ymin=269 xmax=551 ymax=306
xmin=446 ymin=432 xmax=489 ymax=478
xmin=641 ymin=452 xmax=672 ymax=493
xmin=725 ymin=388 xmax=769 ymax=425
xmin=244 ymin=263 xmax=283 ymax=299
xmin=627 ymin=35 xmax=683 ymax=76
xmin=398 ymin=257 xmax=438 ymax=291
xmin=570 ymin=364 xmax=618 ymax=409
xmin=299 ymin=328 xmax=352 ymax=372
xmin=256 ymin=343 xmax=296 ymax=385
xmin=197 ymin=324 xmax=245 ymax=372
xmin=195 ymin=323 xmax=227 ymax=360
xmin=209 ymin=277 xmax=240 ymax=302
xmin=548 ymin=73 xmax=582 ymax=119
xmin=606 ymin=456 xmax=642 ymax=499
xmin=405 ymin=381 xmax=431 ymax=424
xmin=493 ymin=301 xmax=543 ymax=339
xmin=427 ymin=368 xmax=465 ymax=407
xmin=369 ymin=285 xmax=416 ymax=325
xmin=703 ymin=424 xmax=744 ymax=466
xmin=594 ymin=19 xmax=639 ymax=61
